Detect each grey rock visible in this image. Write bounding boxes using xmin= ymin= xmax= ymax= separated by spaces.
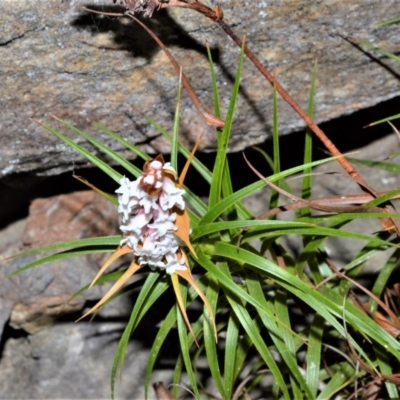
xmin=0 ymin=190 xmax=172 ymax=399
xmin=1 ymin=2 xmax=400 ymax=397
xmin=1 ymin=0 xmax=400 ymax=178
xmin=0 ymin=191 xmax=121 ymax=336
xmin=0 ymin=322 xmax=159 ymax=399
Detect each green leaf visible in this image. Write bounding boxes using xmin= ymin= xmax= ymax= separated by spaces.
xmin=144 ymin=305 xmax=177 ymax=398
xmin=39 ymin=122 xmax=122 ymax=183
xmin=207 ymin=45 xmax=221 ymax=118
xmin=306 ymin=314 xmax=324 ymax=398
xmin=298 ymin=212 xmax=400 ymax=225
xmin=213 ymin=242 xmax=400 ymax=359
xmin=209 ymin=42 xmax=245 ymax=208
xmin=246 ymin=272 xmax=312 ymax=398
xmin=111 ymin=273 xmax=167 ymax=399
xmin=374 ymin=16 xmax=400 ymax=28
xmin=196 ymin=249 xmax=297 ymax=341
xmin=223 ymin=274 xmax=291 ymax=399
xmin=191 ymin=219 xmax=313 ymax=241
xmin=92 ymin=121 xmax=150 ymax=165
xmin=274 ymin=289 xmax=308 ymax=398
xmin=375 ymin=344 xmax=399 ymax=398
xmin=6 ymin=246 xmax=116 ymax=278
xmin=203 ymin=274 xmax=226 ymax=398
xmin=269 ymin=81 xmax=281 ymax=210
xmin=357 ymin=39 xmax=400 ymax=63
xmin=8 ymin=236 xmax=120 ymax=259
xmin=224 ymin=312 xmax=240 ymax=397
xmin=225 ymin=312 xmax=286 ymax=400
xmin=54 ymin=118 xmax=140 ymax=178
xmin=200 ymin=154 xmax=346 ymax=224
xmin=171 ymin=74 xmax=183 ymax=171
xmin=300 ymin=58 xmax=317 ymax=213
xmin=242 ymin=225 xmax=397 ymax=248
xmin=175 ymin=281 xmax=201 ymax=398
xmin=365 ymin=112 xmax=400 ymax=127
xmin=369 ymin=248 xmax=399 ymax=312
xmin=316 ymin=362 xmax=355 ymax=400
xmin=347 ymin=156 xmax=400 ymax=174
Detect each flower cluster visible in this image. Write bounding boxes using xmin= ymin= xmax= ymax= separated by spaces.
xmin=115 ymin=156 xmax=188 ymax=275
xmin=78 ymin=154 xmax=215 ymax=339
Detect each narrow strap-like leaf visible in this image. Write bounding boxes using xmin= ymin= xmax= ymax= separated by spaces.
xmin=171 ymin=273 xmax=198 ymax=346
xmin=178 ymin=132 xmax=204 ymax=189
xmin=73 ymin=175 xmax=118 ymax=205
xmin=176 ymin=267 xmax=217 ymax=342
xmin=34 ymin=119 xmax=122 ymax=184
xmin=77 ymin=258 xmax=143 ymax=321
xmin=89 ymin=244 xmax=133 ymax=288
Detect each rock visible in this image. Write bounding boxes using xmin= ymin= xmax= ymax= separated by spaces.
xmin=0 ymin=191 xmax=121 ymax=335
xmin=1 ymin=0 xmax=400 ymax=179
xmin=0 ymin=322 xmax=165 ymax=399
xmin=2 ymin=2 xmax=400 ymax=396
xmin=0 ymin=190 xmax=173 ymax=398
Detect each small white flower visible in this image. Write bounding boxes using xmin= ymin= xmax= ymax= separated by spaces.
xmin=148 ymin=212 xmax=177 ymax=238
xmin=138 ymin=193 xmax=159 ymax=214
xmin=120 ymin=233 xmax=140 ymax=250
xmin=164 ymin=253 xmax=187 ymax=275
xmin=155 ymin=232 xmax=180 ymax=255
xmin=115 ymin=177 xmax=133 ymax=221
xmin=139 ymin=254 xmax=166 ymax=268
xmin=159 ymin=177 xmax=185 ymax=210
xmin=139 ymin=233 xmax=178 ymax=258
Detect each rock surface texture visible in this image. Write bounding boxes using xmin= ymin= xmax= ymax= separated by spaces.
xmin=0 ymin=191 xmax=171 ymax=399
xmin=2 ymin=1 xmax=400 ymax=398
xmin=1 ymin=0 xmax=400 ymax=178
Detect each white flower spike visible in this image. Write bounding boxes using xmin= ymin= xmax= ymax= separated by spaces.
xmin=79 ymin=151 xmax=216 ymax=344
xmin=116 ymin=155 xmax=187 ymax=275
